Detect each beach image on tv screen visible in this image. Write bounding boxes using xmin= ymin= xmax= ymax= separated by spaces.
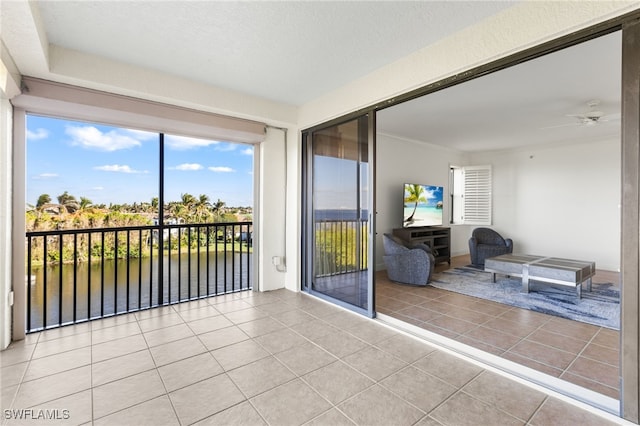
xmin=403 ymin=183 xmax=443 ymax=227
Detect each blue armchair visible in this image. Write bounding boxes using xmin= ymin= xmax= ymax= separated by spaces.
xmin=468 ymin=227 xmax=513 ymax=267
xmin=382 ymin=233 xmax=435 ymax=286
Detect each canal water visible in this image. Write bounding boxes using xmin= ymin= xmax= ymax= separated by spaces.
xmin=27 ymin=251 xmax=253 ymax=331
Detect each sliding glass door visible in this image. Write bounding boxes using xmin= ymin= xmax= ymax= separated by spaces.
xmin=302 ymin=114 xmax=374 ymax=316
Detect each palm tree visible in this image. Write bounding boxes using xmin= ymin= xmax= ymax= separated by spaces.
xmin=57 ymin=191 xmax=80 ymax=213
xmin=195 ymin=194 xmax=212 ymax=223
xmin=212 ymin=198 xmax=226 ymax=221
xmin=79 ymin=197 xmax=93 ymax=210
xmin=36 ymin=194 xmax=51 ymax=209
xmin=404 ymin=184 xmax=427 ymax=223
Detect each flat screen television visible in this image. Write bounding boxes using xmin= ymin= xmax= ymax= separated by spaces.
xmin=403 ymin=183 xmax=444 ymax=227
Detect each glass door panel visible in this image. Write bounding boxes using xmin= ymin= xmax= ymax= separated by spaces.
xmin=306 ymin=115 xmax=373 ymax=315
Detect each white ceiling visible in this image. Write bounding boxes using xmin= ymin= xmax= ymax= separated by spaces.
xmin=2 ymin=1 xmax=622 ymax=151
xmin=377 ymin=30 xmax=622 ymax=152
xmin=33 ymin=0 xmax=516 ymax=106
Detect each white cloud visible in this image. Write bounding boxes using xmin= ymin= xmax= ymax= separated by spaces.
xmin=241 ymin=148 xmax=254 ymax=156
xmin=170 ymin=163 xmax=204 ymax=171
xmin=33 ymin=173 xmax=58 ymax=180
xmin=27 ymin=128 xmax=49 ymax=141
xmin=208 ymin=166 xmax=235 ymax=173
xmin=66 ymin=126 xmax=142 ymax=151
xmin=94 ymin=164 xmax=148 ymax=174
xmin=165 ymin=135 xmax=220 ymax=150
xmin=214 ymin=143 xmax=237 ymax=152
xmin=92 ymin=186 xmax=104 ymax=191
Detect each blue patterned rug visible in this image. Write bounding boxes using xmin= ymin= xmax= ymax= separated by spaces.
xmin=430 ymin=267 xmax=620 ymax=330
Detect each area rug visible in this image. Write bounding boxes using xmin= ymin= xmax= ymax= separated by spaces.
xmin=430 ymin=267 xmax=620 ymax=330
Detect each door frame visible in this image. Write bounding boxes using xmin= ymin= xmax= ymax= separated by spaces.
xmin=301 ymin=113 xmax=376 ymax=318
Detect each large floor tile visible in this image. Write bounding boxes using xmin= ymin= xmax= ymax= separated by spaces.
xmin=304 ymin=361 xmax=375 ymax=405
xmin=373 ymin=334 xmax=436 ymax=363
xmin=94 ymin=395 xmax=179 ymax=426
xmin=253 ymin=328 xmax=307 ymax=354
xmin=198 ymin=326 xmax=250 ymax=351
xmin=92 ymin=370 xmax=166 ymax=419
xmin=169 ymin=374 xmax=245 ymax=425
xmin=177 ymin=305 xmax=220 ymax=323
xmin=149 ymin=335 xmax=208 ymax=366
xmin=193 ymin=401 xmax=267 ymax=426
xmin=91 ymin=334 xmax=148 ymax=363
xmin=306 ymin=408 xmax=356 ymax=426
xmin=251 ymin=379 xmax=332 ymax=426
xmin=462 ymin=371 xmax=546 ymax=421
xmin=430 ymin=392 xmax=523 ymax=426
xmin=412 ymin=350 xmax=483 ymax=388
xmin=275 ymin=342 xmax=337 ymax=376
xmin=13 ymin=366 xmax=91 ymax=409
xmin=15 ymin=389 xmax=93 ymax=426
xmin=91 ymin=321 xmax=141 ymax=345
xmin=1 ymin=362 xmax=28 ymax=388
xmin=237 ymin=317 xmax=286 ymax=338
xmin=311 ymin=330 xmax=369 ymax=358
xmin=137 ymin=312 xmax=185 ymax=333
xmin=211 ymin=339 xmax=270 ymax=371
xmin=23 ymin=347 xmax=90 ymax=382
xmin=158 ymin=353 xmax=224 ymax=392
xmin=338 ymin=384 xmax=424 ymax=426
xmin=92 ymin=349 xmax=156 ymax=386
xmin=143 ymin=323 xmax=194 ymax=347
xmin=0 ymin=344 xmax=36 ymax=367
xmin=342 ymin=346 xmax=407 ymax=381
xmin=187 ymin=314 xmax=234 ymax=335
xmin=380 ymin=366 xmax=457 ymax=413
xmin=227 ymin=356 xmax=295 ymax=398
xmin=31 ymin=332 xmax=92 ymax=359
xmin=529 ymin=397 xmax=620 ymax=426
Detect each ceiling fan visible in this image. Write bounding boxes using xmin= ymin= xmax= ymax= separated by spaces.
xmin=567 ymin=100 xmax=610 ymax=126
xmin=543 ymin=100 xmax=619 ymax=129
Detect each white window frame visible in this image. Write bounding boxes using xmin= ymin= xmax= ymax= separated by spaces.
xmin=450 ymin=165 xmax=492 ymax=226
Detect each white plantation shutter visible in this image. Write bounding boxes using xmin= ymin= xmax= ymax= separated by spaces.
xmin=462 ymin=165 xmax=492 ymax=225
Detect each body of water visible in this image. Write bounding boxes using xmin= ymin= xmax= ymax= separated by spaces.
xmin=27 ymin=251 xmax=252 ymax=331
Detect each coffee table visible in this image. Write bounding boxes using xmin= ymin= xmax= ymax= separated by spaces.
xmin=484 ymin=254 xmax=596 ymax=298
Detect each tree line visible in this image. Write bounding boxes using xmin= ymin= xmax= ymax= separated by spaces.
xmin=27 ymin=191 xmax=251 ymax=232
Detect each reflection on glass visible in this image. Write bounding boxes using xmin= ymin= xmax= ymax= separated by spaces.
xmin=311 ymin=117 xmax=369 ymax=310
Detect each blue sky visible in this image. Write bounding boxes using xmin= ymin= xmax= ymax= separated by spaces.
xmin=26 ymin=115 xmax=254 ymax=207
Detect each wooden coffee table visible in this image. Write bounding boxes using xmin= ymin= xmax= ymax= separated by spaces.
xmin=484 ymin=254 xmax=596 ymax=298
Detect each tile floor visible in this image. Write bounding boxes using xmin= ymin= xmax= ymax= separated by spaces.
xmin=376 ymin=256 xmax=621 ymax=399
xmin=1 ymin=286 xmax=623 ymax=425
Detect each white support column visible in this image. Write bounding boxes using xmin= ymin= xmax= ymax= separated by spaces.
xmin=0 ymin=98 xmax=13 ymax=349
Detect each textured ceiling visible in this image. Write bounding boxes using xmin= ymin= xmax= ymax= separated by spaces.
xmin=35 ymin=1 xmax=516 ymax=105
xmin=377 ymin=30 xmax=622 ymax=151
xmin=2 ymin=1 xmax=623 ymax=151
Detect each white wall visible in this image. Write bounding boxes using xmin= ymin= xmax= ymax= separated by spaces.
xmin=375 ymin=133 xmax=466 ymax=269
xmin=258 ymin=127 xmax=291 ymax=291
xmin=471 ymin=139 xmax=621 ymax=271
xmin=376 ymin=134 xmax=621 ymax=271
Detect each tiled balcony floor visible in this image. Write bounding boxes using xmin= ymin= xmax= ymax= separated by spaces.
xmin=1 ymin=287 xmax=622 ymax=425
xmin=376 ymin=256 xmax=621 ymax=400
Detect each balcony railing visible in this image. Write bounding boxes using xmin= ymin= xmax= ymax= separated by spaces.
xmin=314 ymin=219 xmax=368 ymax=277
xmin=25 ymin=222 xmax=252 ymax=333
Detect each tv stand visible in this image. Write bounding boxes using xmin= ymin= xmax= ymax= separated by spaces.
xmin=392 ymin=226 xmax=451 ymax=265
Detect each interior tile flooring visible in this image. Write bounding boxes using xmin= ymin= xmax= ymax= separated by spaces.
xmin=1 ymin=281 xmax=624 ymax=425
xmin=376 ymin=255 xmax=621 ymax=400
